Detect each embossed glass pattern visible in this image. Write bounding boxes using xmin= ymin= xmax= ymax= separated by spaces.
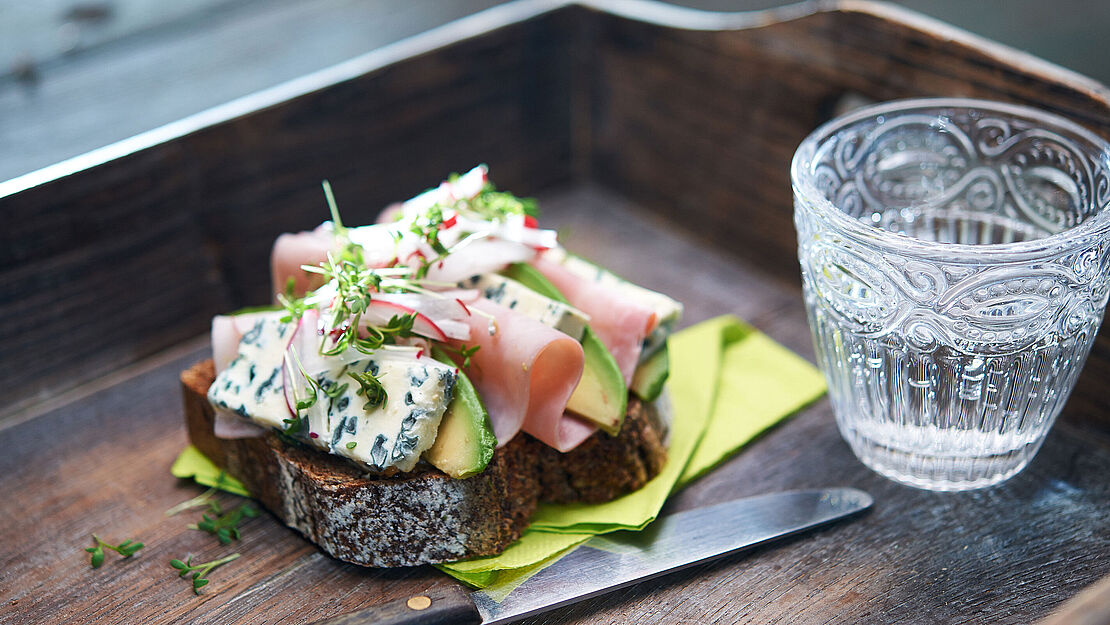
xmin=792 ymin=99 xmax=1110 ymax=490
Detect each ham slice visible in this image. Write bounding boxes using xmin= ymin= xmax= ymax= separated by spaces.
xmin=270 ymin=226 xmax=337 ymax=300
xmin=214 ymin=407 xmax=267 ymax=439
xmin=452 ymin=299 xmax=594 ymax=452
xmin=531 ymin=256 xmax=656 ymax=385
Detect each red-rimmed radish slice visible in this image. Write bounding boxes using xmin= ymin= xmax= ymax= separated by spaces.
xmin=424 ymin=239 xmax=537 ymax=283
xmin=436 ymin=288 xmax=481 ymax=304
xmin=281 ymin=309 xmax=338 ymax=419
xmin=280 ymin=314 xmax=305 ymax=418
xmin=451 ymin=165 xmax=488 ymax=199
xmin=402 ymin=166 xmax=487 ymax=217
xmin=359 ymin=300 xmax=449 ymax=342
xmin=372 ymin=292 xmax=475 ymax=340
xmin=432 ymin=319 xmax=470 ymax=341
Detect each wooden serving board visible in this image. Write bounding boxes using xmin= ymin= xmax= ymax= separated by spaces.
xmin=3 ymin=2 xmax=1110 ymax=623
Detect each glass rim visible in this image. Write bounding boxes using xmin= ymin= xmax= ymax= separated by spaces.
xmin=790 ymin=97 xmax=1110 ymax=261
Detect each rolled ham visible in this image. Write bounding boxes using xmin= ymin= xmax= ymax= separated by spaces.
xmin=451 ymin=299 xmax=594 ymax=452
xmin=214 ymin=407 xmax=268 ymax=439
xmin=270 ymin=225 xmax=337 ymax=300
xmin=531 ymin=256 xmax=656 ymax=385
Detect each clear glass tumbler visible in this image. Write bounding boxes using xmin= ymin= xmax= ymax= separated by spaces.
xmin=791 ymin=98 xmax=1110 ymax=491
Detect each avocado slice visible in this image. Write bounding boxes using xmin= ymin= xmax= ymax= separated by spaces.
xmin=631 ymin=343 xmax=669 ymax=402
xmin=503 ymin=263 xmax=628 ymax=435
xmin=565 ymin=326 xmax=627 ymax=435
xmin=502 ymin=263 xmax=564 ymax=301
xmin=423 ymin=348 xmax=497 ymax=478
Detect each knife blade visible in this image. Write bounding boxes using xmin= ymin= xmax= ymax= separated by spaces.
xmin=311 ymin=487 xmax=872 ymax=625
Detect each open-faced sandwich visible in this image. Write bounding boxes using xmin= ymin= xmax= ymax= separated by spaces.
xmin=180 ymin=166 xmax=682 ymax=566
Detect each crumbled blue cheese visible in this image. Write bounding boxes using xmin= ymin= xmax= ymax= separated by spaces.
xmin=208 ymin=317 xmax=292 ymax=429
xmin=208 ymin=317 xmax=456 ymax=473
xmin=296 ymin=352 xmax=456 ymax=472
xmin=460 ymin=273 xmax=590 ymax=341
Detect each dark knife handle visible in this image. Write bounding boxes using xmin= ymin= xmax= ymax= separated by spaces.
xmin=308 ymin=583 xmax=481 ymax=625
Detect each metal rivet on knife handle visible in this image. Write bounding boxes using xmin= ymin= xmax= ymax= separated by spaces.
xmin=406 ymin=596 xmax=432 ymax=611
xmin=303 ymin=584 xmax=481 ymax=625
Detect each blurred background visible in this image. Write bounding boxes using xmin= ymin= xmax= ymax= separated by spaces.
xmin=1 ymin=0 xmax=1107 ymax=184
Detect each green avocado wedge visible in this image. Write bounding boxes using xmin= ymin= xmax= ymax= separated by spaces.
xmin=565 ymin=326 xmax=628 ymax=435
xmin=630 ymin=344 xmax=669 ymax=402
xmin=503 ymin=263 xmax=628 ymax=436
xmin=424 ymin=348 xmax=497 ymax=478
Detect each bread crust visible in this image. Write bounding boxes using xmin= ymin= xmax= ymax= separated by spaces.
xmin=181 ymin=359 xmax=666 ymax=567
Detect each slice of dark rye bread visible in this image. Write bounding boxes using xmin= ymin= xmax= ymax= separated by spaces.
xmin=181 ymin=359 xmax=668 ymax=567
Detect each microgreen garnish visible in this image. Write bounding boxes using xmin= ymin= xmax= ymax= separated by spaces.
xmin=169 ymin=553 xmax=240 ymax=594
xmin=353 ymin=314 xmax=416 ymax=353
xmin=85 ymin=535 xmax=144 ymax=568
xmin=460 ymin=182 xmax=539 ymax=221
xmin=438 ymin=343 xmax=481 ymax=368
xmin=282 ymin=346 xmax=323 ymax=416
xmin=300 ymin=255 xmax=418 ymax=355
xmin=321 ymin=179 xmax=345 ymax=235
xmin=347 ymin=370 xmax=388 ymax=409
xmin=274 ymin=175 xmax=538 ymax=411
xmin=278 ymin=277 xmax=310 ymax=323
xmin=189 ymin=503 xmax=258 ymax=544
xmin=165 ymin=471 xmax=232 ymax=517
xmin=314 ymin=376 xmax=350 ymax=402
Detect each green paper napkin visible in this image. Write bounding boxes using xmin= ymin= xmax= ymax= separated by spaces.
xmin=525 ymin=315 xmax=733 ymax=534
xmin=169 ymin=315 xmax=825 ymax=590
xmin=679 ymin=319 xmax=826 ymax=485
xmin=171 ymin=444 xmax=250 ymax=496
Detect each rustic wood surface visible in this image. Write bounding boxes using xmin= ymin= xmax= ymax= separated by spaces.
xmin=3 ymin=186 xmax=1110 ymax=625
xmin=3 ymin=1 xmax=1110 ymax=623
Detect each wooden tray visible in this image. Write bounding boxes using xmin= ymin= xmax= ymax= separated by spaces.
xmin=3 ymin=1 xmax=1110 ymax=623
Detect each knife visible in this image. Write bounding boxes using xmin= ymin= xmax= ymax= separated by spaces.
xmin=312 ymin=488 xmax=872 ymax=625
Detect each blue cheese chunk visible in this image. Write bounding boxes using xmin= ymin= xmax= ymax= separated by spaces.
xmin=208 ymin=316 xmax=292 ymax=429
xmin=460 ymin=273 xmax=590 ymax=341
xmin=208 ymin=314 xmax=457 ymax=473
xmin=296 ymin=352 xmax=457 ymax=472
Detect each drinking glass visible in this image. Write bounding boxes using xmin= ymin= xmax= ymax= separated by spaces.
xmin=791 ymin=98 xmax=1110 ymax=491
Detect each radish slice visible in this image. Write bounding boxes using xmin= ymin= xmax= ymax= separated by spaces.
xmin=401 ymin=165 xmax=487 ymax=219
xmin=453 ymin=215 xmax=557 ymax=250
xmin=360 ymin=300 xmax=449 ymax=342
xmin=371 ymin=291 xmax=475 ymax=340
xmin=451 ymin=165 xmax=488 ymax=199
xmin=281 ymin=316 xmax=304 ymax=418
xmin=423 ymin=239 xmax=538 ymax=283
xmin=281 ymin=309 xmax=337 ymax=419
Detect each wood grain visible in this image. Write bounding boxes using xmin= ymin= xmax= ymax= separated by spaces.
xmin=3 ymin=2 xmax=1110 ymax=624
